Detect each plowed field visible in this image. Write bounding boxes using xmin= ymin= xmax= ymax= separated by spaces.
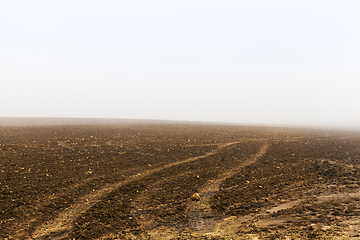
xmin=1 ymin=122 xmax=360 ymax=239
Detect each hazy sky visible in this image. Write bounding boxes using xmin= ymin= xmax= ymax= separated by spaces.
xmin=1 ymin=1 xmax=360 ymax=127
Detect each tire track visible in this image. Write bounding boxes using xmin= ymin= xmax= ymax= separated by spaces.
xmin=30 ymin=141 xmax=241 ymax=239
xmin=186 ymin=143 xmax=270 ymax=233
xmin=200 ymin=143 xmax=270 ymax=198
xmin=12 ymin=176 xmax=99 ymax=239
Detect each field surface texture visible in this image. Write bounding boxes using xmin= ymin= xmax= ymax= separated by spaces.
xmin=1 ymin=123 xmax=360 ymax=239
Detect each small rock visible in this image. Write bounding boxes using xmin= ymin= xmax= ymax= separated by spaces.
xmin=191 ymin=193 xmax=201 ymax=201
xmin=309 ymin=223 xmax=317 ymax=231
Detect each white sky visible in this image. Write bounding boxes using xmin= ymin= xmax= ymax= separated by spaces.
xmin=1 ymin=0 xmax=360 ymax=127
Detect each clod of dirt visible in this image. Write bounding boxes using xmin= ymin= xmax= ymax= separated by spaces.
xmin=191 ymin=193 xmax=201 ymax=201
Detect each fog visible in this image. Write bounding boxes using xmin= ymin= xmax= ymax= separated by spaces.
xmin=1 ymin=1 xmax=360 ymax=128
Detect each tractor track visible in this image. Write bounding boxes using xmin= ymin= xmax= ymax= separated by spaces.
xmin=29 ymin=141 xmax=242 ymax=239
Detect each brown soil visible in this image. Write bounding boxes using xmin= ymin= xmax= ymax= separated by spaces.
xmin=1 ymin=123 xmax=360 ymax=239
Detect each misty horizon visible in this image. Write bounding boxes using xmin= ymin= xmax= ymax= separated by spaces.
xmin=1 ymin=117 xmax=360 ymax=133
xmin=1 ymin=1 xmax=360 ymax=127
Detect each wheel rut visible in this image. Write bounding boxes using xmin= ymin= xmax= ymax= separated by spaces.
xmin=186 ymin=143 xmax=270 ymax=233
xmin=29 ymin=141 xmax=241 ymax=239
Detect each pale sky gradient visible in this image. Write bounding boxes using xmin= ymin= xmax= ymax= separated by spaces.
xmin=1 ymin=1 xmax=360 ymax=127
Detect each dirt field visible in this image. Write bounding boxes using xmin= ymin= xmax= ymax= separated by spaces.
xmin=1 ymin=122 xmax=360 ymax=239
